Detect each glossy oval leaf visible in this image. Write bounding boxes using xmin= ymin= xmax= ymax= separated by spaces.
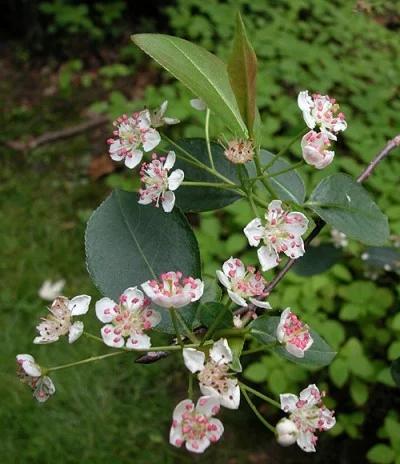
xmin=250 ymin=316 xmax=336 ymax=367
xmin=361 ymin=246 xmax=400 ymax=272
xmin=306 ymin=173 xmax=390 ymax=246
xmin=247 ymin=150 xmax=306 ymax=205
xmin=293 ymin=244 xmax=343 ymax=277
xmin=169 ymin=138 xmax=245 ymax=212
xmin=132 ymin=34 xmax=247 ymax=137
xmin=85 ymin=189 xmax=201 ymax=334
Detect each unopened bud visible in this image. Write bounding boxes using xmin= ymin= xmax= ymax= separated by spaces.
xmin=275 ymin=418 xmax=298 ymax=447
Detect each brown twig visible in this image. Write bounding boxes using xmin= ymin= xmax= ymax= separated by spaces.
xmin=5 ymin=115 xmax=109 ymax=151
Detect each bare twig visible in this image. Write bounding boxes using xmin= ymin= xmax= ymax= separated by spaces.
xmin=5 ymin=115 xmax=109 ymax=151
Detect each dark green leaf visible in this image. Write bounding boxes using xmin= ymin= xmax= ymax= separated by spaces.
xmin=362 ymin=247 xmax=400 ymax=271
xmin=391 ymin=358 xmax=400 ymax=387
xmin=85 ymin=189 xmax=201 ymax=334
xmin=250 ymin=316 xmax=336 ymax=367
xmin=293 ymin=244 xmax=342 ymax=276
xmin=201 ymin=276 xmax=222 ymax=303
xmin=247 ymin=150 xmax=306 ymax=204
xmin=200 ymin=302 xmax=233 ymax=330
xmin=132 ymin=34 xmax=247 ymax=137
xmin=170 ymin=138 xmax=245 ymax=212
xmin=227 ymin=13 xmax=258 ymax=134
xmin=306 ymin=174 xmax=390 ymax=245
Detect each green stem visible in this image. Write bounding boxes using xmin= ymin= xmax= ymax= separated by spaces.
xmin=47 ymin=351 xmax=128 ymax=373
xmin=213 ymin=327 xmax=250 ymax=339
xmin=181 ymin=181 xmax=241 ymax=190
xmin=239 ymin=382 xmax=281 ymax=409
xmin=263 ymin=127 xmax=308 ymax=172
xmin=240 ymin=384 xmax=275 ymax=433
xmin=173 ymin=310 xmax=199 ymax=344
xmin=200 ymin=300 xmax=232 ymax=347
xmin=188 ymin=373 xmax=194 ymax=400
xmin=169 ymin=307 xmax=185 ymax=348
xmin=241 ymin=344 xmax=277 ymax=356
xmin=205 ymin=109 xmax=215 ymax=170
xmin=264 ymin=161 xmax=304 ymax=179
xmin=253 ymin=146 xmax=279 ymax=199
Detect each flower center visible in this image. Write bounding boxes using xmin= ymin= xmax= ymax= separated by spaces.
xmin=111 ymin=303 xmax=151 ymax=337
xmin=198 ymin=360 xmax=230 ymax=393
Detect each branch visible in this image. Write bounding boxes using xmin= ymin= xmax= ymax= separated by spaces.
xmin=5 ymin=115 xmax=109 ymax=151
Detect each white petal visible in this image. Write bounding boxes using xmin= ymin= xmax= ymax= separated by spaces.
xmin=170 ymin=422 xmax=185 ymax=448
xmin=183 ymin=348 xmax=205 ymax=373
xmin=17 ymin=354 xmax=42 ymax=376
xmin=68 ymin=294 xmax=91 ymax=316
xmin=164 ymin=150 xmax=176 ymax=170
xmin=227 ymin=289 xmax=247 ymax=307
xmin=186 ymin=438 xmax=211 ymax=453
xmin=244 ymin=218 xmax=263 ymax=246
xmin=109 ymin=141 xmax=124 ymax=159
xmin=222 ymin=256 xmax=245 ymax=279
xmin=160 ymin=100 xmax=168 ymax=116
xmin=154 ymin=293 xmax=192 ymax=308
xmin=219 ymin=381 xmax=240 ymax=409
xmin=210 ymin=338 xmax=232 ymax=365
xmin=142 ymin=308 xmax=161 ymax=329
xmin=299 ymin=384 xmax=319 ymax=406
xmin=33 ymin=335 xmax=59 ymax=344
xmin=216 ymin=270 xmax=231 ymax=290
xmin=95 ymin=297 xmax=117 ymax=323
xmin=101 ymin=324 xmax=125 ymax=348
xmin=267 ymin=199 xmax=283 ymax=217
xmin=286 ymin=343 xmax=305 ymax=358
xmin=173 ymin=399 xmax=194 ymax=422
xmin=168 ymin=169 xmax=184 ymax=191
xmin=280 ymin=393 xmax=299 ymax=413
xmin=122 ymin=287 xmax=144 ymax=310
xmin=142 ymin=129 xmax=161 ymax=152
xmin=188 ymin=279 xmax=204 ymax=302
xmin=126 ymin=333 xmax=151 ymax=350
xmin=249 ymin=297 xmax=271 ymax=309
xmin=162 ymin=191 xmax=175 ymax=213
xmin=284 ymin=212 xmax=309 ymax=237
xmin=190 ymin=98 xmax=206 ymax=111
xmin=207 ymin=418 xmax=224 ymax=441
xmin=163 ymin=117 xmax=180 ymax=125
xmin=257 ymin=246 xmax=279 ymax=272
xmin=196 ymin=395 xmax=220 ymax=417
xmin=297 ymin=91 xmax=312 ymax=112
xmin=303 ymin=111 xmax=316 ymax=130
xmin=297 ymin=430 xmax=316 ymax=452
xmin=68 ymin=321 xmax=84 ymax=343
xmin=141 ymin=281 xmax=157 ymax=300
xmin=283 ymin=239 xmax=305 ymax=260
xmin=124 ymin=149 xmax=143 ymax=169
xmin=38 ymin=279 xmax=66 ymax=301
xmin=137 ymin=110 xmax=151 ymax=130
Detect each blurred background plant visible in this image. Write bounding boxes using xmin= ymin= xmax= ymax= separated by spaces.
xmin=1 ymin=0 xmax=400 ymax=463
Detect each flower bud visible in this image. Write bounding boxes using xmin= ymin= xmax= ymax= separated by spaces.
xmin=275 ymin=418 xmax=298 ymax=447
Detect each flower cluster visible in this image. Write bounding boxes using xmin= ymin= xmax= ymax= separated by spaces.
xmin=244 ymin=200 xmax=309 ymax=271
xmin=298 ymin=91 xmax=347 ymax=169
xmin=16 ymin=355 xmax=55 ymax=403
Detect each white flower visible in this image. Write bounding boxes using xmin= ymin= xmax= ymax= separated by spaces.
xmin=141 ymin=271 xmax=204 ymax=309
xmin=244 ymin=200 xmax=309 ymax=272
xmin=95 ymin=287 xmax=161 ymax=349
xmin=330 ymin=229 xmax=348 ymax=249
xmin=16 ymin=354 xmax=56 ymax=402
xmin=107 ymin=110 xmax=161 ymax=169
xmin=275 ymin=418 xmax=299 ymax=447
xmin=301 ymin=130 xmax=334 ymax=169
xmin=34 ymin=295 xmax=91 ymax=344
xmin=298 ymin=91 xmax=347 ymax=139
xmin=170 ymin=396 xmax=224 ymax=453
xmin=138 ymin=151 xmax=184 ymax=213
xmin=216 ymin=257 xmax=271 ymax=309
xmin=221 ymin=137 xmax=254 ymax=164
xmin=149 ymin=101 xmax=180 ymax=128
xmin=190 ymin=98 xmax=206 ymax=111
xmin=38 ymin=279 xmax=66 ymax=301
xmin=276 ymin=308 xmax=313 ymax=358
xmin=280 ymin=384 xmax=336 ymax=452
xmin=183 ymin=339 xmax=240 ymax=410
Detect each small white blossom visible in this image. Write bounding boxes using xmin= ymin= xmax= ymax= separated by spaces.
xmin=298 ymin=91 xmax=347 ymax=139
xmin=107 ymin=110 xmax=161 ymax=169
xmin=221 ymin=137 xmax=254 ymax=164
xmin=280 ymin=384 xmax=336 ymax=452
xmin=149 ymin=101 xmax=180 ymax=128
xmin=301 ymin=130 xmax=334 ymax=169
xmin=244 ymin=200 xmax=309 ymax=272
xmin=216 ymin=257 xmax=271 ymax=309
xmin=190 ymin=98 xmax=206 ymax=111
xmin=142 ymin=271 xmax=204 ymax=309
xmin=183 ymin=339 xmax=240 ymax=410
xmin=138 ymin=151 xmax=184 ymax=213
xmin=330 ymin=229 xmax=348 ymax=249
xmin=95 ymin=287 xmax=161 ymax=349
xmin=34 ymin=295 xmax=91 ymax=344
xmin=16 ymin=354 xmax=55 ymax=402
xmin=276 ymin=308 xmax=313 ymax=358
xmin=275 ymin=418 xmax=299 ymax=447
xmin=170 ymin=396 xmax=224 ymax=453
xmin=38 ymin=279 xmax=66 ymax=301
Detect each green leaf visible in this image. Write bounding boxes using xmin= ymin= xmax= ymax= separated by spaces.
xmin=329 ymin=358 xmax=349 ymax=388
xmin=391 ymin=358 xmax=400 ymax=386
xmin=228 ymin=337 xmax=245 ymax=372
xmin=362 ymin=247 xmax=400 ymax=271
xmin=243 ymin=361 xmax=268 ymax=383
xmin=227 ymin=13 xmax=258 ymax=134
xmin=131 ymin=34 xmax=247 ymax=137
xmin=250 ymin=316 xmax=336 ymax=367
xmin=201 ymin=276 xmax=222 ymax=304
xmin=247 ymin=150 xmax=306 ymax=205
xmin=367 ymin=444 xmax=395 ymax=464
xmin=170 ymin=138 xmax=245 ymax=212
xmin=199 ymin=302 xmax=233 ymax=330
xmin=293 ymin=244 xmax=342 ymax=277
xmin=347 ymin=355 xmax=375 ymax=380
xmin=350 ymin=380 xmax=369 ymax=406
xmin=85 ymin=189 xmax=201 ymax=334
xmin=388 ymin=342 xmax=400 ymax=361
xmin=306 ymin=173 xmax=389 ymax=245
